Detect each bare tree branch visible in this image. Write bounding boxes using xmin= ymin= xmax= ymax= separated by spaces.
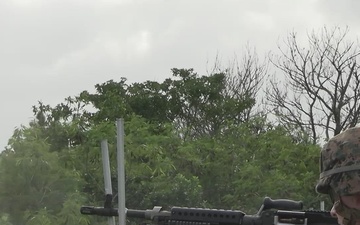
xmin=266 ymin=26 xmax=360 ymax=144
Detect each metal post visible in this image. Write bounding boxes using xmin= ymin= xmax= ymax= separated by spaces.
xmin=117 ymin=119 xmax=126 ymax=225
xmin=101 ymin=140 xmax=116 ymax=225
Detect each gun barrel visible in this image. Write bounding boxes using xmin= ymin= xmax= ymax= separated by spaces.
xmin=80 ymin=206 xmax=171 ymax=220
xmin=80 ymin=206 xmax=118 ymax=217
xmin=127 ymin=209 xmax=147 ymax=218
xmin=80 ymin=206 xmax=150 ymax=218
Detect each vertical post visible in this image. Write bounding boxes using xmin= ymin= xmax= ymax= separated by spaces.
xmin=320 ymin=201 xmax=325 ymax=210
xmin=101 ymin=140 xmax=116 ymax=225
xmin=117 ymin=119 xmax=126 ymax=225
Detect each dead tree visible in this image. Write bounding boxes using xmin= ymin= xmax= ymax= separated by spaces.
xmin=209 ymin=46 xmax=268 ymax=123
xmin=267 ymin=26 xmax=360 ymax=144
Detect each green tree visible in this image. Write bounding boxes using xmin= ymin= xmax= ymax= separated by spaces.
xmin=31 ymin=97 xmax=91 ymax=151
xmin=122 ymin=115 xmax=204 ymax=208
xmin=78 ymin=78 xmax=131 ymax=124
xmin=72 ymin=59 xmax=265 ymax=141
xmin=0 ymin=213 xmax=13 ymax=225
xmin=24 ymin=208 xmax=56 ymax=225
xmin=0 ymin=124 xmax=84 ymax=225
xmin=168 ymin=68 xmax=257 ymax=140
xmin=171 ymin=117 xmax=321 ymax=212
xmin=56 ymin=193 xmax=90 ymax=225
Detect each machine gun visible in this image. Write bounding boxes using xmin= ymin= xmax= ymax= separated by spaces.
xmin=80 ymin=197 xmax=338 ymax=225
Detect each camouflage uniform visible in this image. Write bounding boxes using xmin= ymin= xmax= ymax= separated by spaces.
xmin=316 ymin=127 xmax=360 ymax=225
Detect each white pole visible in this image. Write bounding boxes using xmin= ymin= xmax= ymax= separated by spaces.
xmin=320 ymin=201 xmax=325 ymax=210
xmin=117 ymin=119 xmax=126 ymax=225
xmin=101 ymin=140 xmax=116 ymax=225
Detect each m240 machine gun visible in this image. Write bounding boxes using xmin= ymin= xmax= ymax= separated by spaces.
xmin=80 ymin=197 xmax=338 ymax=225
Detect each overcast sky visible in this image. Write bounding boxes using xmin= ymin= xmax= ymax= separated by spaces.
xmin=0 ymin=0 xmax=357 ymax=149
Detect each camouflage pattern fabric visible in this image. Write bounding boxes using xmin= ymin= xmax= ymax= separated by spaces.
xmin=334 ymin=200 xmax=360 ymax=225
xmin=316 ymin=127 xmax=360 ymax=196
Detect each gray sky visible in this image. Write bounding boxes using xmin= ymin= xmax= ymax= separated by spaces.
xmin=0 ymin=0 xmax=355 ymax=149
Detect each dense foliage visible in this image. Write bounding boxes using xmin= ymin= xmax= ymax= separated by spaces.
xmin=0 ymin=66 xmax=329 ymax=225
